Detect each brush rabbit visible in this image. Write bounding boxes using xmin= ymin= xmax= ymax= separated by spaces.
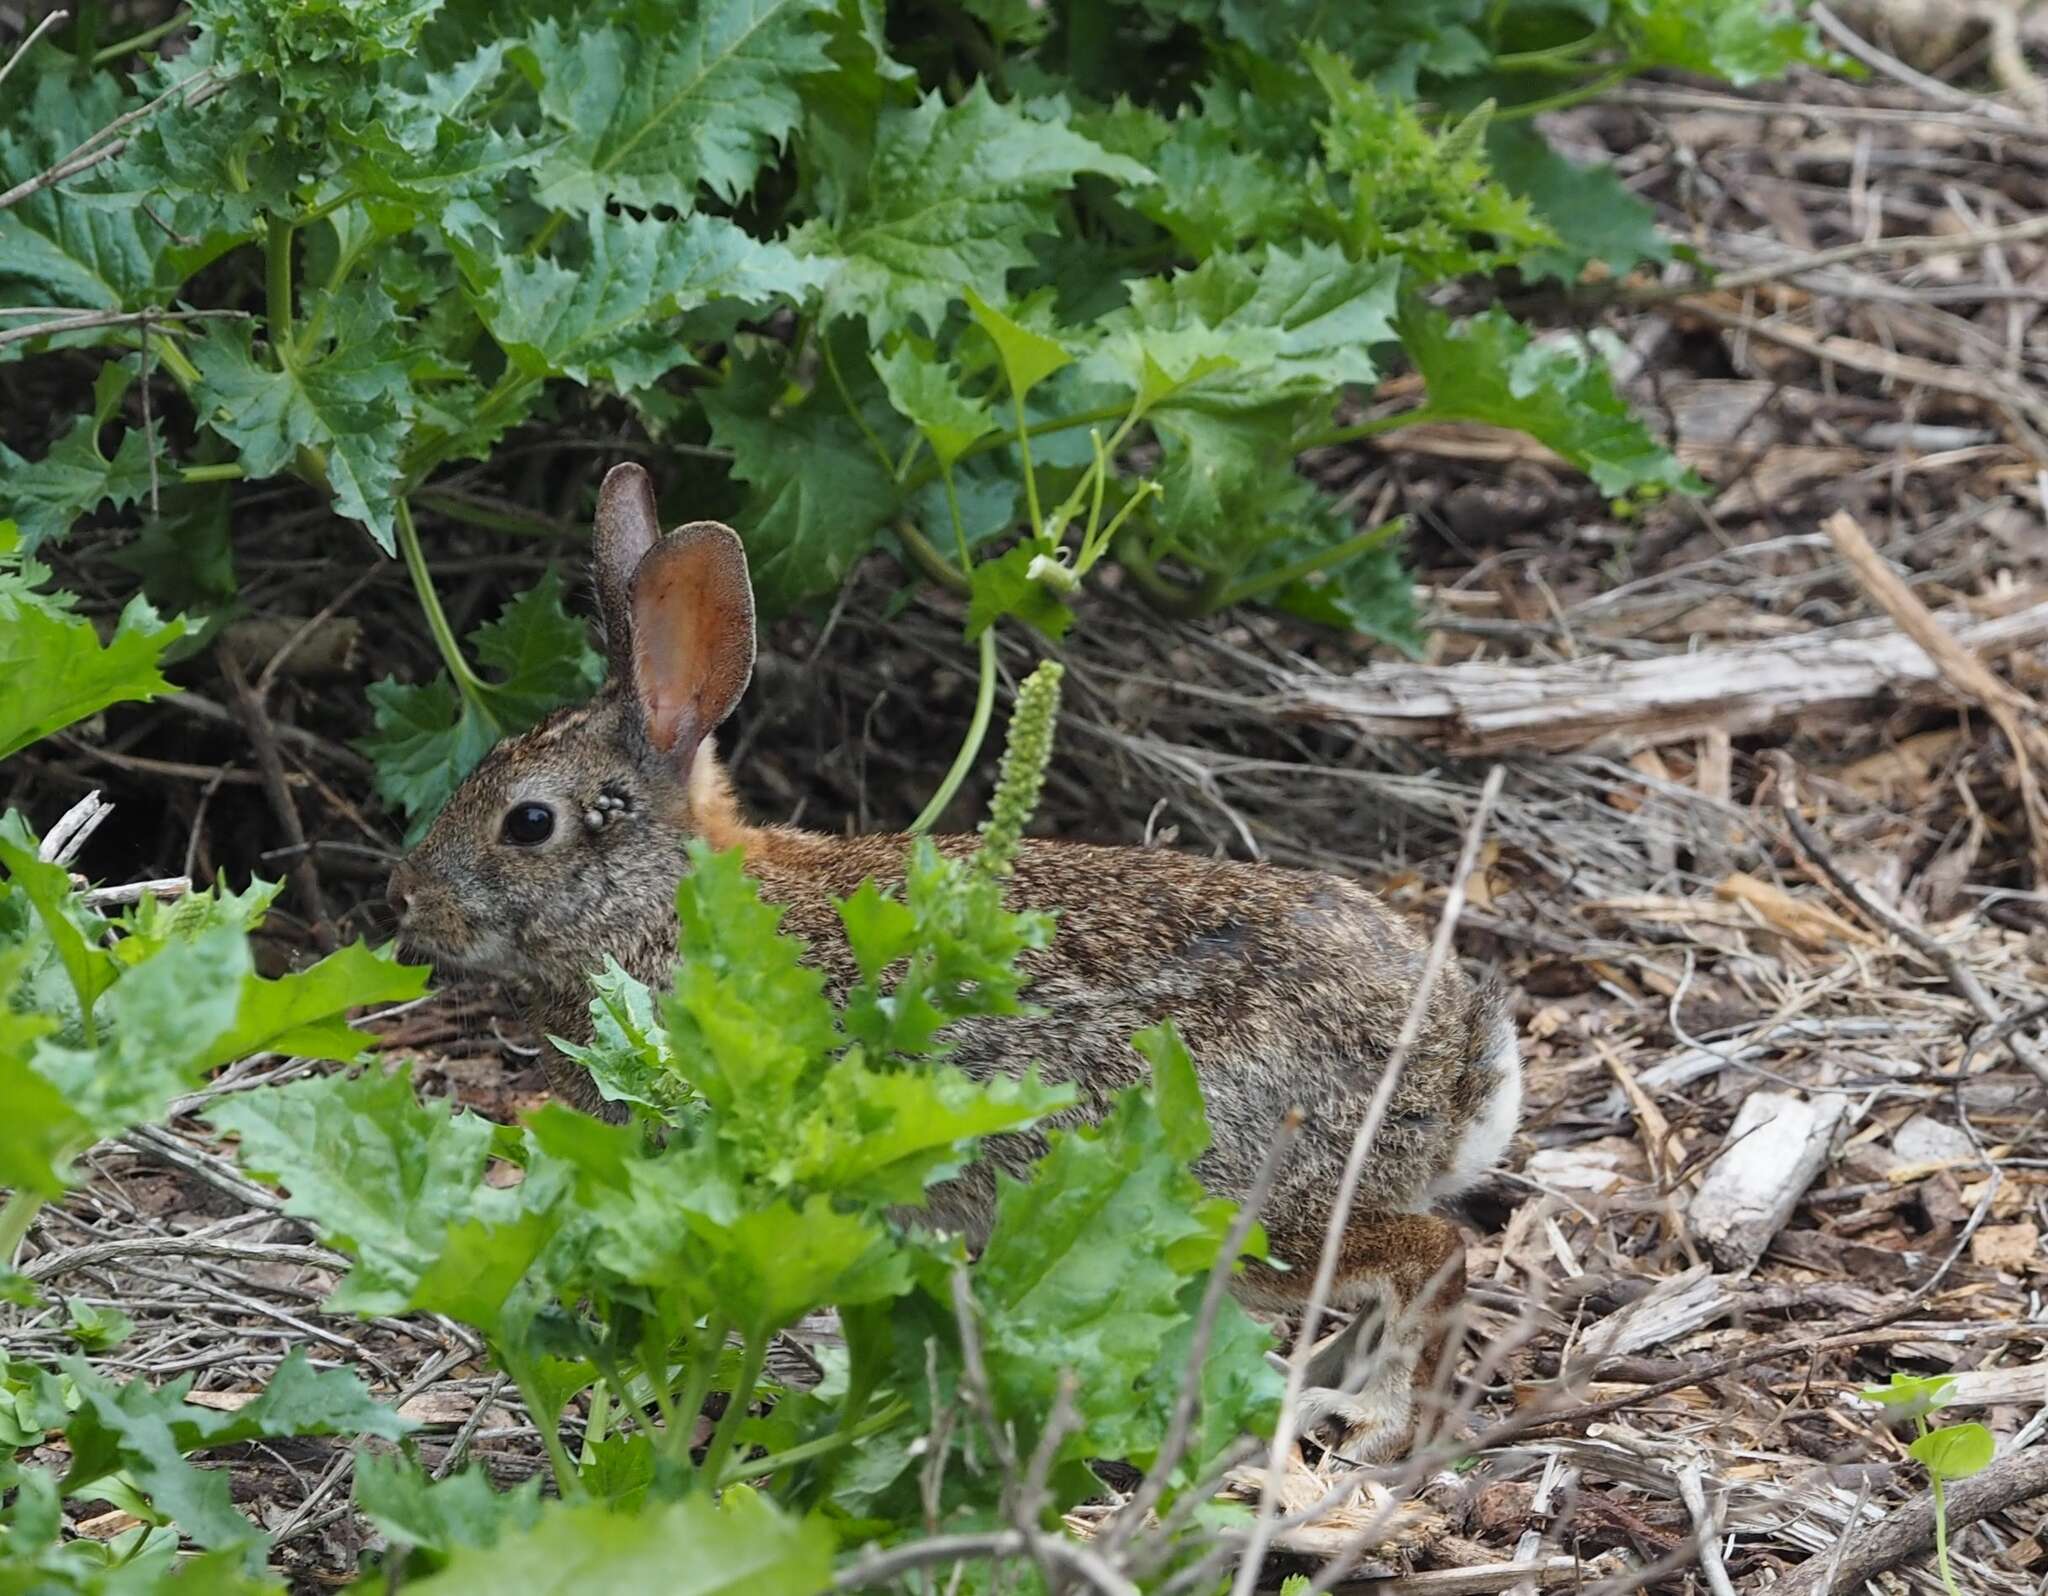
xmin=387 ymin=463 xmax=1522 ymax=1459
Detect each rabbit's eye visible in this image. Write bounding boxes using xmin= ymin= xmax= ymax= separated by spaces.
xmin=502 ymin=802 xmax=557 ymax=846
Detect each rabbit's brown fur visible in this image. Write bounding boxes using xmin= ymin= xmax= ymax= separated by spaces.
xmin=389 ymin=464 xmax=1522 ymax=1461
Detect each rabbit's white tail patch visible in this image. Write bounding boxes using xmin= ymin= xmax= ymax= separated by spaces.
xmin=1426 ymin=1009 xmax=1522 ymax=1204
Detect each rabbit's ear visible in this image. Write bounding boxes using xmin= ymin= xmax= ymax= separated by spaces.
xmin=628 ymin=522 xmax=756 ymax=769
xmin=594 ymin=463 xmax=660 ymax=676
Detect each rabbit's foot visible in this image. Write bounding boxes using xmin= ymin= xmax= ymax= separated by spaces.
xmin=1292 ymin=1379 xmax=1416 ymax=1465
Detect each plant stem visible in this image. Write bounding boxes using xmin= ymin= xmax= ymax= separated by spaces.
xmin=178 ymin=463 xmax=245 ymax=484
xmin=670 ymin=1316 xmax=728 ymax=1466
xmin=1115 ymin=539 xmax=1226 ymax=619
xmin=394 ymin=498 xmax=487 ymax=699
xmin=148 ymin=331 xmax=201 ymax=390
xmin=1013 ymin=391 xmax=1044 ymax=536
xmin=0 ymin=1191 xmax=46 ymax=1268
xmin=894 ymin=520 xmax=972 ymax=595
xmin=1932 ymin=1476 xmax=1961 ymax=1596
xmin=911 ymin=626 xmax=998 ymax=834
xmin=508 ymin=1362 xmax=583 ymax=1498
xmin=264 ymin=215 xmax=294 ymax=367
xmin=699 ymin=1334 xmax=766 ymax=1488
xmin=713 ymin=1397 xmax=911 ymax=1488
xmin=1491 ymin=60 xmax=1640 ymax=122
xmin=1295 ymin=406 xmax=1436 ymax=453
xmin=824 ymin=334 xmax=896 ymax=479
xmin=91 ymin=7 xmax=190 ymax=64
xmin=1216 ymin=516 xmax=1408 ymax=609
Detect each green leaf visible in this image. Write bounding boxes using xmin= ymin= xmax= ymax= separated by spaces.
xmin=402 ymin=1486 xmax=832 ymax=1595
xmin=359 ymin=568 xmax=605 ymax=831
xmin=529 ymin=0 xmax=839 ymax=211
xmin=0 ymin=415 xmax=157 ymax=552
xmin=0 ymin=815 xmax=120 ymax=1029
xmin=550 ymin=958 xmax=684 ymax=1120
xmin=200 ymin=940 xmax=430 ymax=1072
xmin=483 ymin=212 xmax=827 ymax=391
xmin=356 ymin=1453 xmax=544 ymax=1558
xmin=1618 ymin=0 xmax=1833 ymax=84
xmin=963 ymin=287 xmax=1072 ymax=400
xmin=965 ymin=542 xmax=1074 ymax=643
xmin=0 ymin=76 xmax=208 ymax=321
xmin=873 ymin=342 xmax=996 ymax=471
xmin=799 ymin=1064 xmax=1070 ymax=1205
xmin=1910 ymin=1422 xmax=1995 ymax=1482
xmin=1860 ymin=1371 xmax=1957 ymax=1419
xmin=161 ymin=1347 xmax=413 ymax=1451
xmin=1485 ymin=123 xmax=1670 ymax=284
xmin=664 ymin=844 xmax=839 ymax=1141
xmin=191 ymin=281 xmax=412 ymax=548
xmin=794 ymin=83 xmax=1151 ymax=337
xmin=59 ymin=1370 xmax=256 ymax=1550
xmin=63 ymin=1297 xmax=135 ymax=1352
xmin=0 ymin=523 xmax=186 ymax=761
xmin=973 ymin=1089 xmax=1238 ymax=1459
xmin=702 ymin=365 xmax=899 ymax=616
xmin=1086 ymin=244 xmax=1399 ymax=410
xmin=1400 ymin=303 xmax=1697 ymax=499
xmin=207 ymin=1068 xmax=508 ymax=1314
xmin=59 ymin=1351 xmax=410 ymax=1550
xmin=1309 ymin=46 xmax=1553 ymax=278
xmin=1132 ymin=1020 xmax=1206 ymax=1162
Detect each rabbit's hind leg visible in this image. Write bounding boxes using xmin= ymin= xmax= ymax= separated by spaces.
xmin=1249 ymin=1213 xmax=1468 ymax=1464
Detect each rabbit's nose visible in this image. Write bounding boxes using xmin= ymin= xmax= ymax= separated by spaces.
xmin=385 ymin=866 xmax=414 ymax=920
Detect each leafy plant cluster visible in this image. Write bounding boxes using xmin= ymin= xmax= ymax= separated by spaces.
xmin=0 ymin=651 xmax=1292 ymax=1591
xmin=1 ymin=0 xmax=1831 ymax=828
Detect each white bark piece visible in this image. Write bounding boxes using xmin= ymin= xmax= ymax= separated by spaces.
xmin=1273 ymin=601 xmax=2048 ymax=755
xmin=1690 ymin=1091 xmax=1850 ymax=1273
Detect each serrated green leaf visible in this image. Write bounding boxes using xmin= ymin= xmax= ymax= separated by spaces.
xmin=1086 ymin=244 xmax=1399 ymax=410
xmin=1618 ymin=0 xmax=1833 ymax=84
xmin=1485 ymin=123 xmax=1670 ymax=283
xmin=550 ymin=958 xmax=683 ymax=1120
xmin=530 ymin=0 xmax=839 ymax=211
xmin=191 ymin=282 xmax=411 ymax=547
xmin=1910 ymin=1421 xmax=1995 ymax=1481
xmin=58 ymin=1371 xmax=257 ymax=1550
xmin=1400 ymin=303 xmax=1696 ymax=499
xmin=201 ymin=941 xmax=429 ymax=1072
xmin=702 ymin=370 xmax=899 ymax=616
xmin=355 ymin=1453 xmax=544 ymax=1558
xmin=795 ymin=83 xmax=1151 ymax=337
xmin=208 ymin=1068 xmax=509 ymax=1314
xmin=0 ymin=76 xmax=216 ymax=323
xmin=0 ymin=415 xmax=157 ymax=552
xmin=403 ymin=1486 xmax=832 ymax=1596
xmin=965 ymin=542 xmax=1074 ymax=643
xmin=59 ymin=1350 xmax=410 ymax=1550
xmin=483 ymin=212 xmax=827 ymax=390
xmin=0 ymin=523 xmax=186 ymax=760
xmin=973 ymin=1089 xmax=1238 ymax=1459
xmin=1310 ymin=45 xmax=1552 ymax=278
xmin=873 ymin=342 xmax=996 ymax=470
xmin=359 ymin=568 xmax=604 ymax=831
xmin=0 ymin=813 xmax=121 ymax=1028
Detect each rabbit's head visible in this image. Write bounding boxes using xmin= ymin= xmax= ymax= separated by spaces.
xmin=386 ymin=464 xmax=754 ymax=989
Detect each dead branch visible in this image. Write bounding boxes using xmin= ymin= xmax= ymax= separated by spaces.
xmin=1274 ymin=601 xmax=2048 ymax=755
xmin=1770 ymin=1443 xmax=2048 ymax=1595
